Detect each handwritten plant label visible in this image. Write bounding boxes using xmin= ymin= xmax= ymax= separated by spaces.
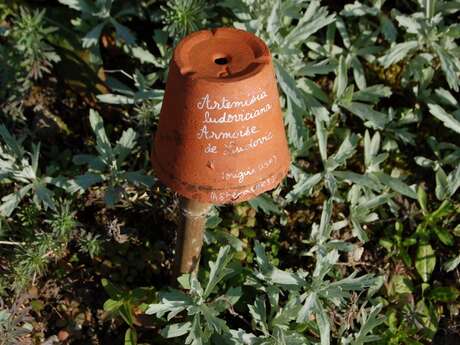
xmin=194 ymin=88 xmax=279 ymax=200
xmin=196 ymin=89 xmax=274 ymax=156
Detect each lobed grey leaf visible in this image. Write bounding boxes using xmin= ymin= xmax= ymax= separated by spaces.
xmin=314 ymin=295 xmax=330 ymax=345
xmin=254 ymin=241 xmax=304 ymax=287
xmin=313 ymin=249 xmax=339 ymax=279
xmin=350 ymin=218 xmax=369 ymax=242
xmin=395 ymin=14 xmax=421 ymax=34
xmin=82 ymin=22 xmax=106 ymax=48
xmin=328 ymin=133 xmax=358 ymax=169
xmin=73 ymin=173 xmax=104 ymax=190
xmin=298 ymin=78 xmax=330 ymax=104
xmin=380 ymin=15 xmax=397 ymax=42
xmin=0 ymin=185 xmax=33 ymax=217
xmin=353 ymin=85 xmax=392 ymax=104
xmin=205 ymin=228 xmax=243 ymax=251
xmin=274 ymin=61 xmax=305 ymax=109
xmin=336 ymin=18 xmax=351 ymax=49
xmin=284 ymin=97 xmax=309 ymax=152
xmin=352 ymin=304 xmax=384 ymax=345
xmin=378 ymin=40 xmax=418 ymax=68
xmin=200 ymin=304 xmax=229 ymax=334
xmin=285 ymin=172 xmax=322 ymax=203
xmin=228 ymin=329 xmax=258 ymax=345
xmin=432 ymin=43 xmax=459 ymax=91
xmin=248 ymin=194 xmax=281 ymax=215
xmin=296 ymin=292 xmax=316 ymax=323
xmin=110 ymin=18 xmax=136 ymax=46
xmin=248 ymin=295 xmax=268 ymax=334
xmin=72 ymin=154 xmax=106 ymax=171
xmin=0 ymin=125 xmax=25 ymax=159
xmin=428 ymin=103 xmax=460 ymax=134
xmin=122 ymin=170 xmax=156 ymax=187
xmin=160 ymin=321 xmax=192 ymax=338
xmin=340 ymin=102 xmax=389 ymax=129
xmin=283 ymin=1 xmax=335 ymax=49
xmin=434 ymin=88 xmax=458 ymax=107
xmin=267 ymin=0 xmax=281 ymax=42
xmin=185 ymin=314 xmax=203 ymax=345
xmin=204 ymin=245 xmax=233 ymax=298
xmin=35 ymin=184 xmax=55 ymax=210
xmin=374 ymin=172 xmax=417 ymax=199
xmin=114 ymin=128 xmax=137 ymax=163
xmin=304 ymin=93 xmax=330 ymax=122
xmin=89 ymin=109 xmax=112 ymax=157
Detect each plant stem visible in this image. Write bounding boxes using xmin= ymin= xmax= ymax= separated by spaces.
xmin=173 ymin=198 xmax=211 ymax=278
xmin=0 ymin=241 xmax=25 ymax=246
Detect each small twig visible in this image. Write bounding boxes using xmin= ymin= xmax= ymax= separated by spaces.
xmin=103 ymin=69 xmax=133 ymax=80
xmin=0 ymin=240 xmax=25 ymax=246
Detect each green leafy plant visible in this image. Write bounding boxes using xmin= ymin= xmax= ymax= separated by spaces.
xmin=413 ymin=186 xmax=456 ymax=282
xmin=0 ymin=126 xmax=68 ymax=217
xmin=0 ymin=7 xmax=60 ymax=117
xmin=58 ymin=0 xmax=136 ymax=48
xmin=378 ymin=0 xmax=460 ymax=93
xmin=0 ymin=297 xmax=34 ymax=345
xmin=146 ymin=246 xmax=240 ymax=344
xmin=103 ymin=278 xmax=155 ymax=345
xmin=1 ymin=1 xmax=460 ymax=343
xmin=7 ymin=7 xmax=60 ymax=81
xmin=72 ymin=109 xmax=155 ymax=207
xmin=143 ymin=201 xmax=384 ymax=345
xmin=161 ymin=0 xmax=213 ymax=41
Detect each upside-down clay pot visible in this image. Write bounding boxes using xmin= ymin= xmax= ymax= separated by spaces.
xmin=151 ymin=27 xmax=291 ymax=204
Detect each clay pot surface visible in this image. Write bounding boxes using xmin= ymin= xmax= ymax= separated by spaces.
xmin=151 ymin=27 xmax=290 ymax=204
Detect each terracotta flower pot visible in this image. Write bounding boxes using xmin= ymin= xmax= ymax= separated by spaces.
xmin=151 ymin=27 xmax=290 ymax=204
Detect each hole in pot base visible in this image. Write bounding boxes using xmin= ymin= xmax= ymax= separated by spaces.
xmin=214 ymin=57 xmax=228 ymax=65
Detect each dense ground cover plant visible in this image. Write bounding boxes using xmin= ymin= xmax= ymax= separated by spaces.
xmin=0 ymin=7 xmax=60 ymax=118
xmin=0 ymin=0 xmax=459 ymax=344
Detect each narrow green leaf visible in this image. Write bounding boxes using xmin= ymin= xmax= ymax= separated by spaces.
xmin=124 ymin=328 xmax=137 ymax=345
xmin=315 ymin=116 xmax=328 ymax=163
xmin=415 ymin=243 xmax=436 ymax=282
xmin=432 ymin=226 xmax=454 ymax=246
xmin=428 ymin=287 xmax=460 ymax=302
xmin=417 ymin=185 xmax=428 ymax=214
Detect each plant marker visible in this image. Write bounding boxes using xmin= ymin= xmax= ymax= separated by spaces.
xmin=151 ymin=28 xmax=290 ymax=276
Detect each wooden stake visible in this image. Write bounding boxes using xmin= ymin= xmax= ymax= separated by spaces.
xmin=174 ymin=197 xmax=211 ymax=277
